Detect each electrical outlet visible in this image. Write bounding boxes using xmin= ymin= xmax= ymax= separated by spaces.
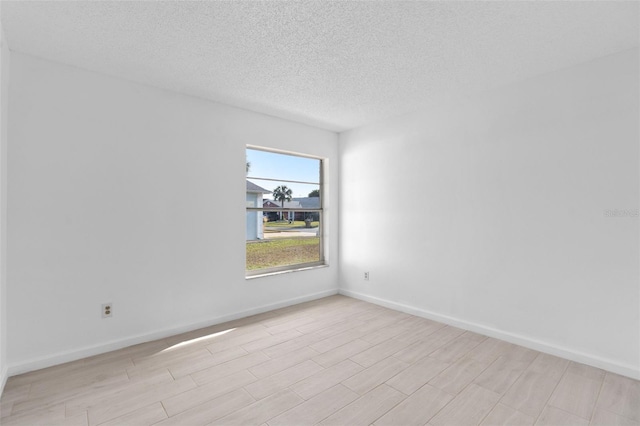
xmin=364 ymin=272 xmax=370 ymax=281
xmin=102 ymin=303 xmax=113 ymax=318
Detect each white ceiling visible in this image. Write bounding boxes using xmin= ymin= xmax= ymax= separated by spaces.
xmin=2 ymin=1 xmax=638 ymax=132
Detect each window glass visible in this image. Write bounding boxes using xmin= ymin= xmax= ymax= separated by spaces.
xmin=246 ymin=148 xmax=324 ymax=275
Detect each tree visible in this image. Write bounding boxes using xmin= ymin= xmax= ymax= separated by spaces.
xmin=272 ymin=185 xmax=293 ymax=221
xmin=308 ymin=189 xmax=320 ymax=197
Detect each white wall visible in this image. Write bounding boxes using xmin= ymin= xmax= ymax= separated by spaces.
xmin=0 ymin=9 xmax=9 ymax=392
xmin=7 ymin=53 xmax=339 ymax=374
xmin=339 ymin=49 xmax=639 ymax=378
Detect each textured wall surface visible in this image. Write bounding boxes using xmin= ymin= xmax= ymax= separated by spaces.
xmin=2 ymin=1 xmax=638 ymax=131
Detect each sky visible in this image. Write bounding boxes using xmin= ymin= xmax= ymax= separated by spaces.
xmin=246 ymin=148 xmax=320 ymax=199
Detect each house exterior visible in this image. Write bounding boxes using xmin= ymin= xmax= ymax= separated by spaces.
xmin=263 ymin=197 xmax=320 ymax=221
xmin=246 ymin=181 xmax=271 ymax=240
xmin=291 ymin=197 xmax=320 ymax=221
xmin=263 ymin=199 xmax=301 ymax=222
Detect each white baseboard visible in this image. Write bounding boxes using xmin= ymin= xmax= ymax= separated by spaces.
xmin=339 ymin=289 xmax=640 ymax=380
xmin=8 ymin=289 xmax=338 ymax=377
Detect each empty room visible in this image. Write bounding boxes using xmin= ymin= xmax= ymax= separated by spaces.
xmin=0 ymin=1 xmax=638 ymax=425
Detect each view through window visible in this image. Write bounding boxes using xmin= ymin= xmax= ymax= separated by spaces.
xmin=246 ymin=147 xmax=323 ymax=275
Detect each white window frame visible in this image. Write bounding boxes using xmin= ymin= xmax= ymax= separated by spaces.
xmin=246 ymin=146 xmax=325 ymax=276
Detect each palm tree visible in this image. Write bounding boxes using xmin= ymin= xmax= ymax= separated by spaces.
xmin=272 ymin=185 xmax=292 ymax=221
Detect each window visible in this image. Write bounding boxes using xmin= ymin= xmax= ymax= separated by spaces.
xmin=246 ymin=147 xmax=324 ymax=276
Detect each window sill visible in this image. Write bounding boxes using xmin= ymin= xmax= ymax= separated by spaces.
xmin=246 ymin=264 xmax=329 ymax=280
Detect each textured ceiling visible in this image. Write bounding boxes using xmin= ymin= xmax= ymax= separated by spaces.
xmin=2 ymin=1 xmax=639 ymax=132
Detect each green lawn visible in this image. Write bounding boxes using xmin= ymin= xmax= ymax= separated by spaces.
xmin=246 ymin=237 xmax=320 ymax=270
xmin=264 ymin=220 xmax=319 ymax=229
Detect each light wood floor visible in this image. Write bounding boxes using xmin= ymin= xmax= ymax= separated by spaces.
xmin=1 ymin=295 xmax=638 ymax=426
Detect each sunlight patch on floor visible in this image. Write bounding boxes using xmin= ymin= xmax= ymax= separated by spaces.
xmin=162 ymin=328 xmax=237 ymax=352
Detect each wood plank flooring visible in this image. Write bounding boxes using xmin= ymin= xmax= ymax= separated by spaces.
xmin=1 ymin=295 xmax=638 ymax=425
